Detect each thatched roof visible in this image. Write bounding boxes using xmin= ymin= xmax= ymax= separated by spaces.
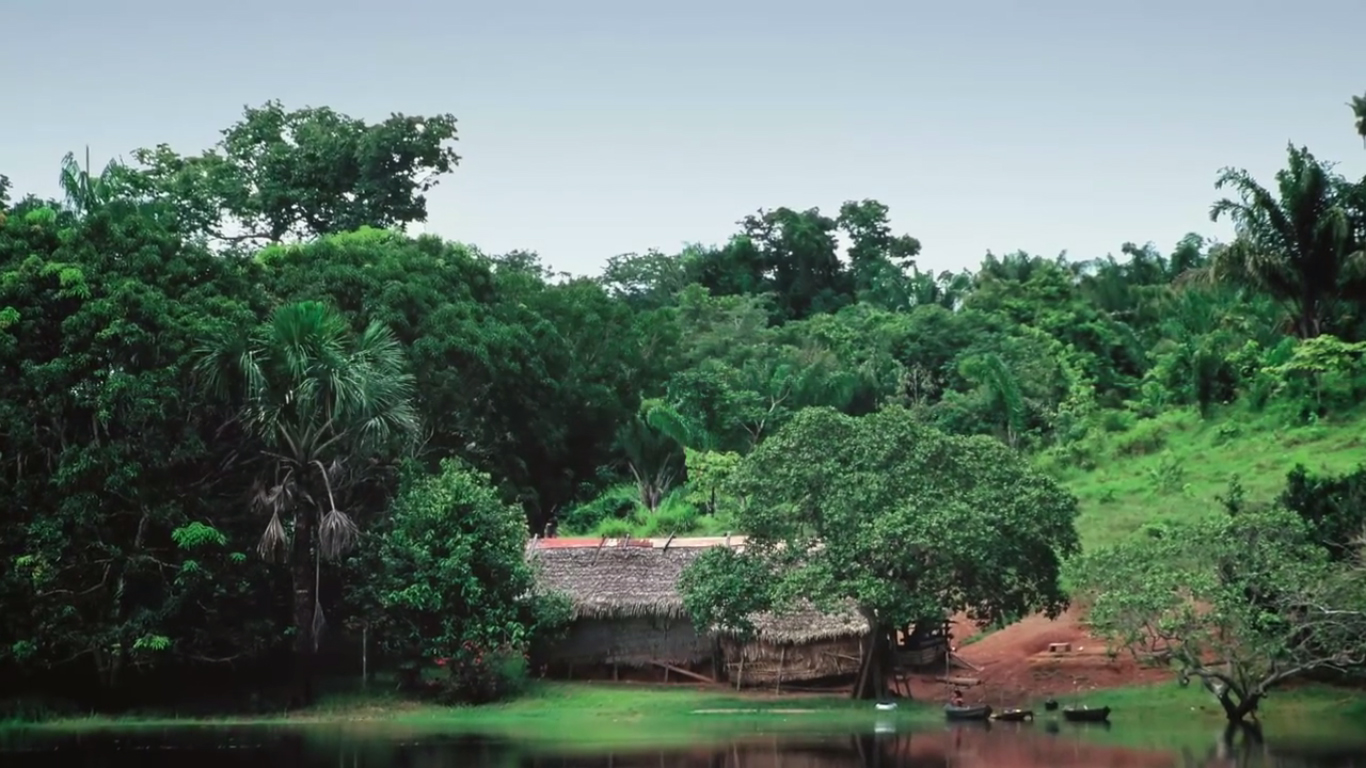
xmin=528 ymin=541 xmax=703 ymax=620
xmin=745 ymin=601 xmax=869 ymax=644
xmin=526 ymin=537 xmax=868 ymax=643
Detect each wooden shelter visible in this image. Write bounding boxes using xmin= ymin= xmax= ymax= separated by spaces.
xmin=527 ymin=536 xmax=871 ymax=687
xmin=718 ymin=601 xmax=869 ymax=689
xmin=528 ymin=537 xmax=717 ymax=680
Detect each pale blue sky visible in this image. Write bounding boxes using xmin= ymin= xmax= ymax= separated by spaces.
xmin=3 ymin=0 xmax=1364 ymax=276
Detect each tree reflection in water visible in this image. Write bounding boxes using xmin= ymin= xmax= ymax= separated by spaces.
xmin=514 ymin=726 xmax=1362 ymax=768
xmin=3 ymin=725 xmax=1362 ymax=768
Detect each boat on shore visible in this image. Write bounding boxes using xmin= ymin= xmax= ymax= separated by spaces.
xmin=944 ymin=704 xmax=993 ymax=721
xmin=1062 ymin=705 xmax=1111 ymax=723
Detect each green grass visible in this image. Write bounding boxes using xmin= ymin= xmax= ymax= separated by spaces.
xmin=560 ymin=483 xmax=738 ymax=539
xmin=1062 ymin=680 xmax=1365 ymax=721
xmin=1051 ymin=404 xmax=1366 ymax=551
xmin=1023 ymin=682 xmax=1366 ymax=751
xmin=10 ymin=680 xmax=1365 ymax=755
xmin=570 ymin=402 xmax=1366 ymax=548
xmin=3 ymin=682 xmax=938 ymax=750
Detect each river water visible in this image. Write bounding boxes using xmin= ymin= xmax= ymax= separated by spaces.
xmin=2 ymin=722 xmax=1363 ymax=767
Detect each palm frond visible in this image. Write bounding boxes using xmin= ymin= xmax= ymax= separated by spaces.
xmin=1351 ymin=95 xmax=1366 ymax=144
xmin=641 ymin=398 xmax=711 ymax=450
xmin=318 ymin=508 xmax=359 ymax=560
xmin=200 ymin=299 xmax=419 ymax=573
xmin=1202 ymin=145 xmax=1362 ymax=337
xmin=258 ymin=511 xmax=289 ymax=563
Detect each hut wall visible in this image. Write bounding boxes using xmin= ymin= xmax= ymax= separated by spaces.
xmin=548 ymin=616 xmax=713 ymax=667
xmin=721 ymin=636 xmax=864 ymax=687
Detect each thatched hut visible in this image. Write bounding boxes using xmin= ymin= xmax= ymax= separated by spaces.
xmin=528 ymin=538 xmax=717 ymax=679
xmin=527 ymin=536 xmax=872 ymax=687
xmin=719 ymin=602 xmax=869 ymax=688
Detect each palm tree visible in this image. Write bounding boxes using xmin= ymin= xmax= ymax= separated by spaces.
xmin=58 ymin=146 xmax=122 ymax=215
xmin=612 ymin=414 xmax=680 ymax=512
xmin=959 ymin=352 xmax=1026 ymax=448
xmin=196 ymin=301 xmax=419 ymax=703
xmin=1203 ymin=144 xmax=1366 ymax=338
xmin=907 ymin=268 xmax=972 ymax=310
xmin=1350 ymin=94 xmax=1366 ymax=146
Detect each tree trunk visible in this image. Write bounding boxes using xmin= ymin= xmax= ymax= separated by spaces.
xmin=852 ymin=626 xmax=892 ymax=700
xmin=1299 ymin=292 xmax=1320 ymax=339
xmin=290 ymin=512 xmax=316 ymax=707
xmin=1217 ymin=688 xmax=1261 ymax=724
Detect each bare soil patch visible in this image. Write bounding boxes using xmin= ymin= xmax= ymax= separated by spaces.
xmin=898 ymin=607 xmax=1171 ymax=705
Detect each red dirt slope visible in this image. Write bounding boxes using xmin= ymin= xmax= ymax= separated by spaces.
xmin=900 ymin=607 xmax=1171 ymax=704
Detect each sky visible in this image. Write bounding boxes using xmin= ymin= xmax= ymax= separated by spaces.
xmin=3 ymin=0 xmax=1365 ymax=277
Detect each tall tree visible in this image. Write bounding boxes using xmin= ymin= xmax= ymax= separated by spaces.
xmin=0 ymin=196 xmax=267 ymax=690
xmin=1072 ymin=506 xmax=1366 ymax=724
xmin=598 ymin=248 xmax=692 ymax=309
xmin=837 ymin=199 xmax=922 ymax=308
xmin=682 ymin=406 xmax=1079 ymax=699
xmin=126 ymin=101 xmax=460 ymax=246
xmin=57 ymin=146 xmax=123 ymax=216
xmin=740 ymin=206 xmax=849 ymax=319
xmin=1203 ymin=144 xmax=1366 ymax=338
xmin=195 ymin=301 xmax=420 ymax=703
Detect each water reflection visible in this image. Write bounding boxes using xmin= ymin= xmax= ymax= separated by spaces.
xmin=1 ymin=725 xmax=1362 ymax=768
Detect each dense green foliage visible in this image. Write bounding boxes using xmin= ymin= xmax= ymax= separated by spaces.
xmin=345 ymin=459 xmax=567 ymax=704
xmin=4 ymin=96 xmax=1366 ymax=711
xmin=1071 ymin=505 xmax=1366 ymax=724
xmin=697 ymin=407 xmax=1078 ymax=624
xmin=681 ymin=407 xmax=1079 ymax=698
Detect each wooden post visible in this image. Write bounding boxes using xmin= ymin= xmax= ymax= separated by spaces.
xmin=776 ymin=647 xmax=786 ymax=694
xmin=361 ymin=623 xmax=368 ymax=690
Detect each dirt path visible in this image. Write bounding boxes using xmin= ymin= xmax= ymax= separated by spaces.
xmin=899 ymin=607 xmax=1172 ymax=705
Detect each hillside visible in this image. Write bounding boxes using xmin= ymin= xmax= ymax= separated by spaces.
xmin=571 ymin=404 xmax=1366 ymax=551
xmin=1052 ymin=405 xmax=1366 ymax=550
xmin=924 ymin=404 xmax=1366 ymax=701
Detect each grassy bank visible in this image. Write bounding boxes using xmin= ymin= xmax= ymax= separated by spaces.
xmin=1016 ymin=681 xmax=1366 ymax=752
xmin=1 ymin=682 xmax=937 ymax=750
xmin=1049 ymin=404 xmax=1366 ymax=550
xmin=1065 ymin=680 xmax=1366 ymax=721
xmin=10 ymin=679 xmax=1365 ymax=737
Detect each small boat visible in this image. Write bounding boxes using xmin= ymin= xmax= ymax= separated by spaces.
xmin=1043 ymin=698 xmax=1059 ymax=711
xmin=875 ymin=701 xmax=898 ymax=711
xmin=992 ymin=708 xmax=1034 ymax=722
xmin=1061 ymin=705 xmax=1110 ymax=723
xmin=944 ymin=704 xmax=993 ymax=721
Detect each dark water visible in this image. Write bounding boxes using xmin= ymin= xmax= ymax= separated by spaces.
xmin=2 ymin=723 xmax=1363 ymax=768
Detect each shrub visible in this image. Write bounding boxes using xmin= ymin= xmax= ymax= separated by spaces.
xmin=560 ymin=483 xmax=639 ymax=534
xmin=435 ymin=643 xmax=530 ymax=705
xmin=346 ymin=458 xmax=541 ymax=702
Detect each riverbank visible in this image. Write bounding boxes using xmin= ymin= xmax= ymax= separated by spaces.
xmin=1 ymin=683 xmax=932 ymax=750
xmin=6 ymin=680 xmax=1363 ymax=746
